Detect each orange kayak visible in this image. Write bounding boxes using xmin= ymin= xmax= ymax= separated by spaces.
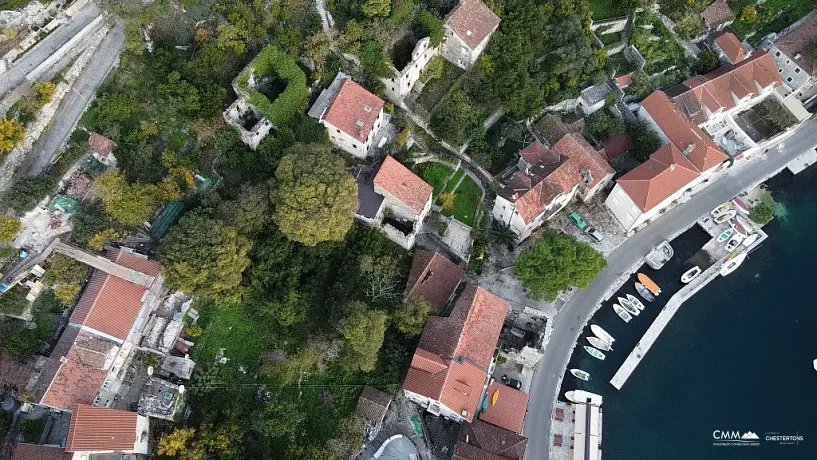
xmin=637 ymin=273 xmax=661 ymax=295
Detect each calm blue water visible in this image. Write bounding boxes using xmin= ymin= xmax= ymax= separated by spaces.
xmin=560 ymin=165 xmax=817 ymax=459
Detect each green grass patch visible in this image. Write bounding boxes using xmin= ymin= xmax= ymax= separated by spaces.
xmin=194 ymin=304 xmax=265 ymax=368
xmin=416 ymin=60 xmax=463 ymax=113
xmin=441 ymin=169 xmax=465 ymax=194
xmin=598 ymin=31 xmax=624 ymax=46
xmin=608 ymin=53 xmax=635 ymax=75
xmin=414 ymin=162 xmax=454 ymax=197
xmin=441 ymin=175 xmax=482 ymax=227
xmin=730 ymin=0 xmax=814 ymax=45
xmin=0 ymin=286 xmax=29 ymax=316
xmin=588 ymin=0 xmax=625 ymax=20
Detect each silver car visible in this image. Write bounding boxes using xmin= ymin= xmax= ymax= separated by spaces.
xmin=586 ymin=226 xmax=604 ymax=242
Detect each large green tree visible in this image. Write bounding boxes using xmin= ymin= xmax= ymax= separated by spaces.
xmin=160 ymin=210 xmax=251 ymax=301
xmin=272 ymin=143 xmax=357 ymax=246
xmin=339 ymin=302 xmax=388 ymax=372
xmin=515 ymin=230 xmax=607 ymax=301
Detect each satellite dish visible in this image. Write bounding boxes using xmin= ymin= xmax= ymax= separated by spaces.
xmin=178 ymin=385 xmax=185 ymax=394
xmin=147 ymin=366 xmax=154 ymax=376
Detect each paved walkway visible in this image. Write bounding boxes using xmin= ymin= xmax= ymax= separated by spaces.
xmin=523 ymin=119 xmax=817 ymax=460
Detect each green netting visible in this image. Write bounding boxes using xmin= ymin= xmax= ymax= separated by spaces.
xmin=150 ymin=201 xmax=184 ymax=239
xmin=50 ymin=197 xmax=78 ymax=214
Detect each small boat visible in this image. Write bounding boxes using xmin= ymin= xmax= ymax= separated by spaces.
xmin=634 ymin=282 xmax=655 ymax=302
xmin=591 ymin=325 xmax=615 ymax=343
xmin=730 ymin=217 xmax=748 ymax=236
xmin=681 ymin=266 xmax=701 ymax=284
xmin=565 ymin=390 xmax=603 ymax=405
xmin=613 ymin=304 xmax=632 ymax=322
xmin=588 ymin=336 xmax=612 ymax=351
xmin=616 ymin=298 xmax=639 ymax=316
xmin=732 ymin=197 xmax=750 ymax=215
xmin=813 ymin=359 xmax=817 ymax=372
xmin=584 ymin=346 xmax=606 ymax=360
xmin=565 ymin=391 xmax=577 ymax=403
xmin=626 ymin=294 xmax=645 ymax=311
xmin=720 ymin=252 xmax=747 ymax=276
xmin=711 ymin=203 xmax=732 ymax=218
xmin=717 ymin=229 xmax=734 ymax=242
xmin=742 ymin=233 xmax=759 ymax=247
xmin=570 ymin=369 xmax=590 ymax=381
xmin=637 ymin=273 xmax=661 ymax=295
xmin=715 ymin=210 xmax=737 ymax=224
xmin=725 ymin=234 xmax=744 ymax=251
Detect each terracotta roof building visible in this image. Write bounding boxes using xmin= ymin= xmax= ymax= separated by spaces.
xmin=311 ymin=73 xmax=386 ymax=158
xmin=614 ymin=144 xmax=700 ymax=213
xmin=453 ymin=419 xmax=528 ymax=460
xmin=669 ymin=52 xmax=782 ymax=127
xmin=760 ymin=10 xmax=817 ymax=104
xmin=713 ymin=32 xmax=747 ymax=65
xmin=442 ymin=0 xmax=500 ymax=70
xmin=533 ymin=113 xmax=586 ymax=146
xmin=88 ymin=132 xmax=116 ymax=158
xmin=404 ymin=250 xmax=465 ymax=313
xmin=702 ymin=0 xmax=734 ymax=31
xmin=601 ymin=132 xmax=633 ymax=162
xmin=478 ymin=382 xmax=530 ymax=434
xmin=492 ymin=133 xmax=614 ymax=241
xmin=402 ymin=285 xmax=509 ymax=423
xmin=10 ymin=444 xmax=72 ymax=460
xmin=66 ymin=405 xmax=149 ymax=454
xmin=374 ymin=156 xmax=433 ymax=215
xmin=355 ymin=386 xmax=392 ymax=427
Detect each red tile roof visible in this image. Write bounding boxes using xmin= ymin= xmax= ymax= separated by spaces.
xmin=446 ymin=0 xmax=501 ymax=49
xmin=404 ymin=250 xmax=465 ymax=313
xmin=502 ymin=134 xmax=614 ymax=224
xmin=374 ymin=156 xmax=433 ymax=214
xmin=88 ymin=132 xmax=116 ymax=158
xmin=70 ymin=249 xmax=161 ymax=341
xmin=39 ymin=331 xmax=116 ymax=410
xmin=402 ymin=285 xmax=509 ymax=422
xmin=773 ymin=11 xmax=817 ymax=76
xmin=66 ymin=405 xmax=139 ymax=453
xmin=702 ymin=0 xmax=734 ymax=28
xmin=11 ymin=444 xmax=72 ymax=460
xmin=601 ymin=132 xmax=633 ymax=161
xmin=714 ymin=32 xmax=746 ymax=64
xmin=671 ymin=52 xmax=782 ymax=125
xmin=642 ymin=91 xmax=727 ymax=172
xmin=323 ymin=79 xmax=384 ymax=142
xmin=478 ymin=383 xmax=530 ymax=434
xmin=616 ymin=143 xmax=701 ymax=212
xmin=455 ymin=419 xmax=528 ymax=460
xmin=615 ymin=73 xmax=633 ymax=89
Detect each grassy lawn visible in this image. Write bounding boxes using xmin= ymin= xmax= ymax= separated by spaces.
xmin=441 ymin=169 xmax=465 ymax=194
xmin=0 ymin=286 xmax=29 ymax=316
xmin=441 ymin=175 xmax=482 ymax=227
xmin=631 ymin=13 xmax=688 ymax=75
xmin=588 ymin=0 xmax=625 ymax=20
xmin=608 ymin=53 xmax=635 ymax=75
xmin=598 ymin=31 xmax=624 ymax=46
xmin=414 ymin=162 xmax=455 ymax=197
xmin=416 ymin=60 xmax=463 ymax=113
xmin=730 ymin=0 xmax=814 ymax=45
xmin=195 ymin=305 xmax=265 ymax=368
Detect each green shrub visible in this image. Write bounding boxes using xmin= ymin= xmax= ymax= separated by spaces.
xmin=238 ymin=46 xmax=308 ymax=127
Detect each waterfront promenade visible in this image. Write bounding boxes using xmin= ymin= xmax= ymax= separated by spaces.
xmin=523 ymin=119 xmax=817 ymax=460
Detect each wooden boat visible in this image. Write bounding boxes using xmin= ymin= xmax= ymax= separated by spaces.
xmin=587 ymin=336 xmax=612 ymax=351
xmin=590 ymin=325 xmax=615 ymax=343
xmin=720 ymin=252 xmax=747 ymax=277
xmin=681 ymin=266 xmax=701 ymax=284
xmin=584 ymin=346 xmax=606 ymax=360
xmin=626 ymin=294 xmax=645 ymax=311
xmin=711 ymin=203 xmax=732 ymax=218
xmin=732 ymin=197 xmax=750 ymax=215
xmin=616 ymin=298 xmax=639 ymax=316
xmin=637 ymin=273 xmax=661 ymax=295
xmin=715 ymin=210 xmax=737 ymax=224
xmin=742 ymin=233 xmax=759 ymax=247
xmin=570 ymin=369 xmax=590 ymax=381
xmin=717 ymin=228 xmax=734 ymax=242
xmin=725 ymin=234 xmax=744 ymax=251
xmin=634 ymin=282 xmax=655 ymax=302
xmin=613 ymin=304 xmax=632 ymax=322
xmin=730 ymin=217 xmax=748 ymax=236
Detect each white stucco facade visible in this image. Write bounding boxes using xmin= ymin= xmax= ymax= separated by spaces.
xmin=382 ymin=37 xmax=438 ymax=107
xmin=324 ymin=107 xmax=385 ymax=159
xmin=760 ymin=40 xmax=817 ymax=104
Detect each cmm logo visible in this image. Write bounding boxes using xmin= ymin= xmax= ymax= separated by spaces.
xmin=713 ymin=430 xmax=761 ymax=446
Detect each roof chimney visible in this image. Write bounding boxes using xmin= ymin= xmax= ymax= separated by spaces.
xmin=682 ymin=144 xmax=694 ymax=157
xmin=670 ymin=163 xmax=676 ymax=171
xmin=794 ymin=53 xmax=802 ymax=60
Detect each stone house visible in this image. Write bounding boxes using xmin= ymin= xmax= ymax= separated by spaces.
xmin=355 ymin=386 xmax=392 ymax=438
xmin=66 ymin=405 xmax=150 ymax=456
xmin=702 ymin=0 xmax=734 ymax=32
xmin=381 ymin=36 xmax=438 ymax=107
xmin=758 ymin=11 xmax=817 ymax=105
xmin=404 ymin=250 xmax=464 ymax=314
xmin=88 ymin=132 xmax=116 ymax=166
xmin=309 ymin=72 xmax=386 ymax=159
xmin=441 ymin=0 xmax=500 ymax=70
xmin=453 ymin=419 xmax=528 ymax=460
xmin=492 ymin=133 xmax=614 ymax=242
xmin=712 ymin=32 xmax=749 ymax=65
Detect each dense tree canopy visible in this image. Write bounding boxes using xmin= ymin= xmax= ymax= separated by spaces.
xmin=339 ymin=303 xmax=388 ymax=372
xmin=0 ymin=116 xmax=25 ymax=155
xmin=0 ymin=215 xmax=21 ymax=242
xmin=95 ymin=172 xmax=180 ymax=226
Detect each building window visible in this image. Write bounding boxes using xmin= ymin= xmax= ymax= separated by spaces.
xmin=352 ymin=144 xmax=357 ymax=149
xmin=775 ymin=51 xmax=781 ymax=57
xmin=795 ymin=67 xmax=801 ymax=73
xmin=787 ymin=77 xmax=793 ymax=82
xmin=336 ymin=129 xmax=341 ymax=134
xmin=786 ymin=60 xmax=790 ymax=64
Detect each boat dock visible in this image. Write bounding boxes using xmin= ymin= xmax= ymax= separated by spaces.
xmin=645 ymin=241 xmax=673 ymax=270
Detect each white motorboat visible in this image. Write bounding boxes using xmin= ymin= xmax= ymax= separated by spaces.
xmin=626 ymin=294 xmax=645 ymax=311
xmin=742 ymin=233 xmax=759 ymax=247
xmin=725 ymin=234 xmax=744 ymax=251
xmin=590 ymin=325 xmax=615 ymax=343
xmin=565 ymin=391 xmax=577 ymax=403
xmin=681 ymin=266 xmax=701 ymax=284
xmin=588 ymin=336 xmax=612 ymax=351
xmin=584 ymin=346 xmax=606 ymax=360
xmin=715 ymin=210 xmax=737 ymax=224
xmin=570 ymin=369 xmax=590 ymax=381
xmin=613 ymin=304 xmax=632 ymax=322
xmin=565 ymin=390 xmax=603 ymax=405
xmin=813 ymin=359 xmax=817 ymax=372
xmin=617 ymin=297 xmax=640 ymax=316
xmin=711 ymin=203 xmax=732 ymax=218
xmin=720 ymin=252 xmax=748 ymax=276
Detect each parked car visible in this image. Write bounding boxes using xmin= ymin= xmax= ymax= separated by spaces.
xmin=569 ymin=212 xmax=587 ymax=230
xmin=501 ymin=374 xmax=522 ymax=390
xmin=586 ymin=226 xmax=604 ymax=242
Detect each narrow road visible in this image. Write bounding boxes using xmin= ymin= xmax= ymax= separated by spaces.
xmin=523 ymin=120 xmax=817 ymax=460
xmin=0 ymin=5 xmax=100 ymax=98
xmin=24 ymin=22 xmax=125 ymax=176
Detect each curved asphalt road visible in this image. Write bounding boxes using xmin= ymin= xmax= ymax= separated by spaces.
xmin=523 ymin=119 xmax=817 ymax=460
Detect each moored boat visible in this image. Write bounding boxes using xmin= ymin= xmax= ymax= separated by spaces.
xmin=725 ymin=234 xmax=744 ymax=251
xmin=590 ymin=325 xmax=615 ymax=343
xmin=742 ymin=233 xmax=759 ymax=247
xmin=570 ymin=369 xmax=590 ymax=381
xmin=715 ymin=210 xmax=737 ymax=224
xmin=566 ymin=390 xmax=603 ymax=405
xmin=637 ymin=273 xmax=661 ymax=295
xmin=717 ymin=228 xmax=734 ymax=242
xmin=730 ymin=217 xmax=748 ymax=236
xmin=732 ymin=197 xmax=750 ymax=215
xmin=588 ymin=336 xmax=612 ymax=351
xmin=634 ymin=282 xmax=655 ymax=302
xmin=616 ymin=298 xmax=639 ymax=316
xmin=613 ymin=304 xmax=632 ymax=322
xmin=565 ymin=391 xmax=577 ymax=403
xmin=626 ymin=294 xmax=645 ymax=311
xmin=711 ymin=203 xmax=732 ymax=218
xmin=681 ymin=266 xmax=701 ymax=284
xmin=720 ymin=252 xmax=747 ymax=276
xmin=584 ymin=346 xmax=606 ymax=360
xmin=813 ymin=359 xmax=817 ymax=372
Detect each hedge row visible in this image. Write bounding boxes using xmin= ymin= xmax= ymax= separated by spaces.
xmin=238 ymin=46 xmax=308 ymax=127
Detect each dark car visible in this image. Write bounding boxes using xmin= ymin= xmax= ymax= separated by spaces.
xmin=501 ymin=374 xmax=522 ymax=390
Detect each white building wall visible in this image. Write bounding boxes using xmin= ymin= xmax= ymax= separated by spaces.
xmin=762 ymin=43 xmax=817 ymax=102
xmin=604 ymin=184 xmax=643 ymax=232
xmin=403 ymin=390 xmax=467 ymax=423
xmin=325 ymin=107 xmax=384 ymax=158
xmin=382 ymin=37 xmax=438 ymax=106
